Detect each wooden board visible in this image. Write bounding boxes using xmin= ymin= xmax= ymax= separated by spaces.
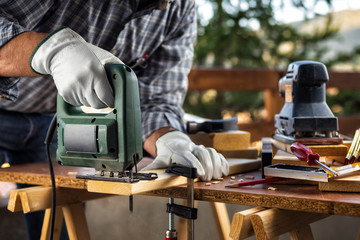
xmin=228 ymin=158 xmax=261 ymax=175
xmin=87 ymin=158 xmax=261 ymax=196
xmin=272 ymin=139 xmax=348 ymax=164
xmin=219 ymin=147 xmax=258 ymax=159
xmin=189 ymin=131 xmax=250 ymax=151
xmin=272 ymin=150 xmax=308 ymax=166
xmin=319 ymin=171 xmax=360 ymax=192
xmin=87 ymin=169 xmax=189 ymax=196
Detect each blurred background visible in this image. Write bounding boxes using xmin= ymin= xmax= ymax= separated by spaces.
xmin=184 ymin=0 xmax=360 ymax=132
xmin=1 ymin=0 xmax=360 ymax=239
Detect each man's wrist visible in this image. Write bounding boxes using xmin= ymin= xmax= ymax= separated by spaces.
xmin=0 ymin=31 xmax=47 ymax=77
xmin=143 ymin=126 xmax=177 ymax=157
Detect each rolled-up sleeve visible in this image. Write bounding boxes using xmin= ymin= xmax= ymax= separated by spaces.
xmin=138 ymin=1 xmax=197 ymax=141
xmin=0 ymin=12 xmax=28 ymax=98
xmin=0 ymin=2 xmax=53 ymax=99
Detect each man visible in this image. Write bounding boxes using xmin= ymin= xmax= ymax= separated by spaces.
xmin=0 ymin=0 xmax=229 ymax=239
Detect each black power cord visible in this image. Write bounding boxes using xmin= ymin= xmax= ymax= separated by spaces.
xmin=44 ymin=113 xmax=57 ymax=240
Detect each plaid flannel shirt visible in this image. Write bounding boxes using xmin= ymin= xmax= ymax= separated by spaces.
xmin=0 ymin=0 xmax=197 ymax=141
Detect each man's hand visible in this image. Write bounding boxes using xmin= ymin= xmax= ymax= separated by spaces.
xmin=141 ymin=131 xmax=229 ymax=181
xmin=30 ymin=27 xmax=122 ymax=109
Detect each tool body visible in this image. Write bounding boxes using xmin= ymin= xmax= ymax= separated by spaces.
xmin=274 ymin=61 xmax=341 ymax=144
xmin=56 ymin=64 xmax=146 ymax=181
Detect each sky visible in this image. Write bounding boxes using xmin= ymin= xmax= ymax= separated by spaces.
xmin=197 ymin=0 xmax=360 ymax=28
xmin=273 ymin=0 xmax=360 ymax=23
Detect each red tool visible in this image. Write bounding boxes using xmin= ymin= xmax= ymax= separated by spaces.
xmin=225 ymin=177 xmax=288 ymax=188
xmin=290 ymin=142 xmax=339 ymax=177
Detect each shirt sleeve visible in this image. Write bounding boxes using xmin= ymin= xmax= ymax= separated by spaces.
xmin=137 ymin=1 xmax=197 ymax=142
xmin=0 ymin=10 xmax=28 ymax=98
xmin=0 ymin=2 xmax=53 ymax=99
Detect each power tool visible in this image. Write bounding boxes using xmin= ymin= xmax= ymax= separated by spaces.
xmin=273 ymin=61 xmax=342 ymax=145
xmin=56 ymin=63 xmax=156 ymax=182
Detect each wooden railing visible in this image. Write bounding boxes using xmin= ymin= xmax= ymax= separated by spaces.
xmin=188 ymin=67 xmax=360 ymax=141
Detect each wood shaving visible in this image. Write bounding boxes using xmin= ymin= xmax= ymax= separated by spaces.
xmin=212 ymin=181 xmax=220 ymax=184
xmin=230 ymin=176 xmax=236 ymax=180
xmin=268 ymin=187 xmax=277 ymax=191
xmin=205 ymin=183 xmax=212 ymax=186
xmin=238 ymin=179 xmax=244 ymax=182
xmin=229 ymin=179 xmax=235 ymax=183
xmin=245 ymin=175 xmax=255 ymax=180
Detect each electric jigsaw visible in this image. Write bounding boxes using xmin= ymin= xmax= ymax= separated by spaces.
xmin=56 ymin=63 xmax=156 ymax=182
xmin=273 ymin=60 xmax=342 ymax=145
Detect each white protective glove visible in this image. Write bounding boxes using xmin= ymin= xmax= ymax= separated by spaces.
xmin=141 ymin=131 xmax=229 ymax=181
xmin=30 ymin=27 xmax=123 ymax=109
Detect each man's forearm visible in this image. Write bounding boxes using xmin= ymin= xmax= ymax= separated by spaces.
xmin=0 ymin=31 xmax=47 ymax=77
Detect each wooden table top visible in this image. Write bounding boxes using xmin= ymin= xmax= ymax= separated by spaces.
xmin=1 ymin=161 xmax=360 ymax=217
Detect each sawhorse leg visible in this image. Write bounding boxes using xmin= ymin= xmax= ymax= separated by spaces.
xmin=7 ymin=186 xmax=110 ymax=240
xmin=229 ymin=207 xmax=329 ymax=240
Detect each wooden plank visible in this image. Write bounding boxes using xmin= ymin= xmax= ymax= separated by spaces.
xmin=40 ymin=207 xmax=64 ymax=240
xmin=87 ymin=169 xmax=189 ymax=196
xmin=271 ymin=139 xmax=348 ymax=157
xmin=188 ymin=68 xmax=282 ymax=91
xmin=228 ymin=158 xmax=261 ymax=175
xmin=17 ymin=186 xmax=110 ymax=213
xmin=0 ymin=162 xmax=89 ymax=189
xmin=250 ymin=208 xmax=328 ymax=240
xmin=219 ymin=148 xmax=258 ymax=159
xmin=189 ymin=131 xmax=251 ymax=151
xmin=210 ymin=202 xmax=231 ymax=240
xmin=188 ymin=68 xmax=360 ymax=92
xmin=319 ymin=171 xmax=360 ymax=192
xmin=63 ymin=203 xmax=91 ymax=240
xmin=229 ymin=207 xmax=266 ymax=240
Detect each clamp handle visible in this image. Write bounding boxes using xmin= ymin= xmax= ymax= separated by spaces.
xmin=166 ymin=163 xmax=197 ymax=179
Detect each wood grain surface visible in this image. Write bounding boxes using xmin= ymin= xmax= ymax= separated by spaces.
xmin=2 ymin=160 xmax=360 ymax=217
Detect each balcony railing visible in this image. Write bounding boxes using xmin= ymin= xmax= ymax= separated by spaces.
xmin=188 ymin=67 xmax=360 ymax=141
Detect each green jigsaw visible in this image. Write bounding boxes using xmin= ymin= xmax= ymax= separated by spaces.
xmin=56 ymin=63 xmax=156 ymax=182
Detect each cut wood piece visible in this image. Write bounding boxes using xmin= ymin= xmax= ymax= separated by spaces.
xmin=271 ymin=150 xmax=307 ymax=166
xmin=228 ymin=158 xmax=261 ymax=175
xmin=189 ymin=131 xmax=251 ymax=151
xmin=87 ymin=169 xmax=189 ymax=196
xmin=229 ymin=207 xmax=266 ymax=240
xmin=318 ymin=171 xmax=360 ymax=192
xmin=14 ymin=186 xmax=110 ymax=213
xmin=63 ymin=203 xmax=91 ymax=240
xmin=210 ymin=202 xmax=231 ymax=240
xmin=219 ymin=148 xmax=258 ymax=159
xmin=250 ymin=208 xmax=328 ymax=240
xmin=271 ymin=139 xmax=348 ymax=159
xmin=40 ymin=207 xmax=64 ymax=240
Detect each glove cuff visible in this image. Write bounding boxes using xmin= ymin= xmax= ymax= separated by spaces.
xmin=29 ymin=26 xmax=76 ymax=75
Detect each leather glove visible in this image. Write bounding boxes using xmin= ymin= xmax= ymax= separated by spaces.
xmin=30 ymin=27 xmax=123 ymax=109
xmin=141 ymin=131 xmax=229 ymax=181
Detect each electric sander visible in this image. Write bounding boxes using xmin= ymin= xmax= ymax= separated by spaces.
xmin=273 ymin=61 xmax=342 ymax=145
xmin=56 ymin=63 xmax=156 ymax=182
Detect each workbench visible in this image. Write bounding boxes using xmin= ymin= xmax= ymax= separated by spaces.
xmin=1 ymin=160 xmax=360 ymax=239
